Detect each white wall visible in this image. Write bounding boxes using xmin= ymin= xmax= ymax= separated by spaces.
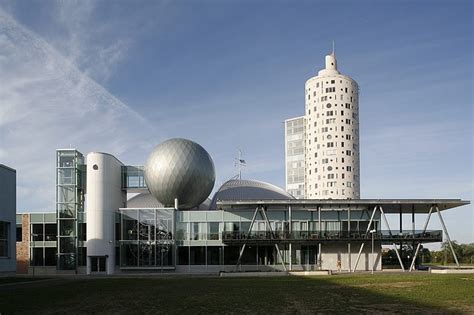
xmin=304 ymin=53 xmax=360 ymax=199
xmin=86 ymin=153 xmax=126 ymax=274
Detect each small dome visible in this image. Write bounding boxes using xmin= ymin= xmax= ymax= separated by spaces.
xmin=209 ymin=179 xmax=295 ymax=209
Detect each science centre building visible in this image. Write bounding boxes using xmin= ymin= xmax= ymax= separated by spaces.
xmin=14 ymin=52 xmax=469 ymax=275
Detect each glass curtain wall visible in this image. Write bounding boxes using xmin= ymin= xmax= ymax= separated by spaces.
xmin=56 ymin=149 xmax=85 ymax=271
xmin=119 ymin=209 xmax=174 ymax=269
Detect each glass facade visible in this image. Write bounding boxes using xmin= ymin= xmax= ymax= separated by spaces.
xmin=56 ymin=149 xmax=85 ymax=271
xmin=121 ymin=166 xmax=147 ymax=190
xmin=285 ymin=117 xmax=305 ymax=198
xmin=119 ymin=208 xmax=174 ymax=269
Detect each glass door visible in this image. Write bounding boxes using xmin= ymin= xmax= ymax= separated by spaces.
xmin=90 ymin=256 xmax=107 ymax=273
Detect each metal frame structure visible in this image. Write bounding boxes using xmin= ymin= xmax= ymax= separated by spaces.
xmin=409 ymin=205 xmax=459 ymax=271
xmin=218 ymin=199 xmax=469 ymax=272
xmin=235 ymin=206 xmax=287 ymax=271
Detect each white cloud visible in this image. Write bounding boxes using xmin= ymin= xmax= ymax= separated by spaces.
xmin=0 ymin=9 xmax=155 ymax=211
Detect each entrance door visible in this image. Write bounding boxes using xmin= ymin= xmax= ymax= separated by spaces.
xmin=90 ymin=256 xmax=107 ymax=273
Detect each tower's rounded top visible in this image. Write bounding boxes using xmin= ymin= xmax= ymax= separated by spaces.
xmin=325 ymin=53 xmax=337 ymax=71
xmin=318 ymin=51 xmax=340 ymax=76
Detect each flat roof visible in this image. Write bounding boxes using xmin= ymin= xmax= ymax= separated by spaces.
xmin=216 ymin=199 xmax=470 ymax=213
xmin=0 ymin=164 xmax=16 ymax=172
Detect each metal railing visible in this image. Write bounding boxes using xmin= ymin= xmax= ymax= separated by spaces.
xmin=222 ymin=230 xmax=442 ymax=242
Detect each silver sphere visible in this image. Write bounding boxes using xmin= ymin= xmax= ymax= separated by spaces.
xmin=144 ymin=138 xmax=215 ymax=210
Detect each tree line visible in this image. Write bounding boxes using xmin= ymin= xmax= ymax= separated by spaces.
xmin=382 ymin=241 xmax=474 ymax=268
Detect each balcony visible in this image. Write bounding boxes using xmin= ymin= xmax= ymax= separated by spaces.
xmin=222 ymin=230 xmax=442 ymax=245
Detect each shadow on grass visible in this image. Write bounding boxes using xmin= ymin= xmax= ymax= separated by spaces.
xmin=0 ymin=273 xmax=472 ymax=314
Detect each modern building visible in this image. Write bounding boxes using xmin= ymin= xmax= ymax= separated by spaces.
xmin=284 ymin=116 xmax=305 ymax=199
xmin=0 ymin=164 xmax=16 ymax=274
xmin=13 ymin=51 xmax=470 ymax=275
xmin=285 ymin=49 xmax=360 ymax=199
xmin=14 ymin=140 xmax=469 ymax=275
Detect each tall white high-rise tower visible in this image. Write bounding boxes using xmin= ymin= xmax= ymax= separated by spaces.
xmin=285 ymin=48 xmax=360 ymax=199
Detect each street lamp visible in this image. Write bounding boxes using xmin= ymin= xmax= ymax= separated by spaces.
xmin=369 ymin=229 xmax=376 ymax=274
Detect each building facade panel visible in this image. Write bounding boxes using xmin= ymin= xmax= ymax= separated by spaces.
xmin=304 ymin=52 xmax=360 ymax=199
xmin=86 ymin=152 xmax=126 ymax=274
xmin=0 ymin=164 xmax=16 ymax=274
xmin=285 ymin=116 xmax=305 ymax=199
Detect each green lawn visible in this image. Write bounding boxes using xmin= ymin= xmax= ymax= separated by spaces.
xmin=0 ymin=273 xmax=473 ymax=314
xmin=0 ymin=277 xmax=49 ymax=284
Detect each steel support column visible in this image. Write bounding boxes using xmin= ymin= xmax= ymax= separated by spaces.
xmin=353 ymin=205 xmax=378 ymax=272
xmin=435 ymin=205 xmax=460 ymax=266
xmin=409 ymin=206 xmax=433 ymax=271
xmin=380 ymin=206 xmax=404 ymax=271
xmin=348 ymin=205 xmax=351 ymax=272
xmin=261 ymin=206 xmax=287 ymax=271
xmin=289 ymin=205 xmax=292 ymax=271
xmin=318 ymin=205 xmax=322 ymax=269
xmin=235 ymin=206 xmax=260 ymax=268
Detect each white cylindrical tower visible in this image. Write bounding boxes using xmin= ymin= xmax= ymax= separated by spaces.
xmin=86 ymin=152 xmax=126 ymax=274
xmin=304 ymin=51 xmax=360 ymax=199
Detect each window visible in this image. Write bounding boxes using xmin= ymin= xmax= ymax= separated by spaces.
xmin=346 ymin=135 xmax=351 ymax=140
xmin=328 ymin=174 xmax=335 ymax=179
xmin=347 ymin=166 xmax=352 ymax=171
xmin=45 ymin=224 xmax=57 ymax=241
xmin=327 ymin=166 xmax=333 ymax=171
xmin=326 ymin=103 xmax=332 ymax=109
xmin=190 ymin=246 xmax=206 ymax=265
xmin=345 ymin=103 xmax=351 ymax=109
xmin=207 ymin=247 xmax=221 ymax=265
xmin=327 ymin=142 xmax=334 ymax=148
xmin=0 ymin=222 xmax=9 ymax=257
xmin=341 ymin=110 xmax=344 ymax=116
xmin=346 ymin=150 xmax=352 ymax=156
xmin=326 ymin=111 xmax=334 ymax=116
xmin=16 ymin=224 xmax=22 ymax=242
xmin=341 ymin=142 xmax=344 ymax=147
xmin=347 ymin=182 xmax=352 ymax=188
xmin=346 ymin=119 xmax=351 ymax=124
xmin=32 ymin=224 xmax=44 ymax=241
xmin=331 ymin=80 xmax=335 ymax=84
xmin=345 ymin=87 xmax=348 ymax=93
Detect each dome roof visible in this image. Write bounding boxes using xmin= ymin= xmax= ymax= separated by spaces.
xmin=144 ymin=138 xmax=215 ymax=210
xmin=126 ymin=192 xmax=211 ymax=210
xmin=209 ymin=179 xmax=295 ymax=209
xmin=127 ymin=192 xmax=164 ymax=208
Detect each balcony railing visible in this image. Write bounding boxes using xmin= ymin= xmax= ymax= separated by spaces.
xmin=222 ymin=230 xmax=442 ymax=243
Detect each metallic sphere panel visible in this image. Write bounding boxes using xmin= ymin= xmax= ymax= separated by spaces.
xmin=144 ymin=138 xmax=215 ymax=210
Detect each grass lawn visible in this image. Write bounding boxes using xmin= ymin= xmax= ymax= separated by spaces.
xmin=0 ymin=277 xmax=49 ymax=284
xmin=0 ymin=273 xmax=473 ymax=314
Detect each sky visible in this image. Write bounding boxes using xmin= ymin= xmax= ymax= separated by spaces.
xmin=0 ymin=0 xmax=472 ymax=247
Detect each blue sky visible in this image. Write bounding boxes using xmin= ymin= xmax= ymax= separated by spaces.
xmin=0 ymin=0 xmax=472 ymax=246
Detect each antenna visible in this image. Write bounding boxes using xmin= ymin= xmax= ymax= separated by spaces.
xmin=332 ymin=40 xmax=335 ymax=55
xmin=233 ymin=148 xmax=246 ymax=180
